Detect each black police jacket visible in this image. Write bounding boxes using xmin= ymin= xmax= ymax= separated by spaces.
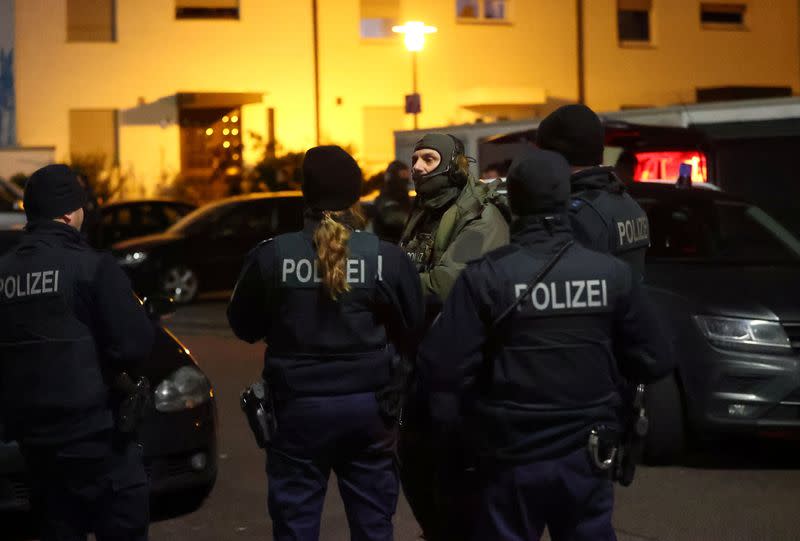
xmin=569 ymin=167 xmax=650 ymax=279
xmin=227 ymin=219 xmax=424 ymax=397
xmin=418 ymin=216 xmax=674 ymax=464
xmin=0 ymin=221 xmax=155 ymax=447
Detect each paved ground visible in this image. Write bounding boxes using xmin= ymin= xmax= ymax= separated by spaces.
xmin=7 ymin=300 xmax=800 ymax=540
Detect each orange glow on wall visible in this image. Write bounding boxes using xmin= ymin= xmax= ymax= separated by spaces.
xmin=634 ymin=151 xmax=708 ymax=183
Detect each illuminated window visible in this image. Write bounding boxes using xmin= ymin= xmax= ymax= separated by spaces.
xmin=67 ymin=0 xmax=115 ymax=42
xmin=457 ymin=0 xmax=509 ymax=22
xmin=633 ymin=151 xmax=708 ymax=184
xmin=176 ymin=0 xmax=239 ymax=20
xmin=360 ymin=0 xmax=399 ymax=38
xmin=618 ymin=0 xmax=651 ymax=43
xmin=701 ymin=3 xmax=747 ymax=29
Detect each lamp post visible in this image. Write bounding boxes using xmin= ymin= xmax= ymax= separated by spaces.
xmin=392 ymin=21 xmax=437 ymax=130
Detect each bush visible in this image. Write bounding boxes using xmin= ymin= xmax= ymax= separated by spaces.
xmin=69 ymin=152 xmax=127 ymax=204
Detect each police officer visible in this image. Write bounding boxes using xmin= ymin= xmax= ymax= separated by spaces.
xmin=0 ymin=164 xmax=154 ymax=540
xmin=400 ymin=133 xmax=509 ymax=315
xmin=227 ymin=146 xmax=424 ymax=541
xmin=418 ymin=150 xmax=674 ymax=541
xmin=398 ymin=133 xmax=509 ymax=540
xmin=536 ymin=104 xmax=650 ymax=279
xmin=372 ymin=160 xmax=412 ymax=243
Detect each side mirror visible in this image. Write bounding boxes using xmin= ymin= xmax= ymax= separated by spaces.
xmin=143 ymin=295 xmax=176 ymax=320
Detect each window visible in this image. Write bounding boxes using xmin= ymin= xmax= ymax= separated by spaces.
xmin=176 ymin=0 xmax=239 ymax=20
xmin=179 ymin=107 xmax=242 ymax=174
xmin=67 ymin=0 xmax=115 ymax=42
xmin=360 ymin=0 xmax=399 ymax=38
xmin=638 ymin=198 xmax=800 ymax=263
xmin=701 ymin=3 xmax=746 ymax=29
xmin=457 ymin=0 xmax=509 ymax=22
xmin=617 ymin=0 xmax=651 ymax=43
xmin=69 ymin=109 xmax=118 ymax=168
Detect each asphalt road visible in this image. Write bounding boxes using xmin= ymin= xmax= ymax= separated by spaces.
xmin=7 ymin=301 xmax=800 ymax=540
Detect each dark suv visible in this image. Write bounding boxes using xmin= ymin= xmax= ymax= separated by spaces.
xmin=627 ymin=183 xmax=800 ymax=462
xmin=112 ymin=192 xmax=304 ymax=304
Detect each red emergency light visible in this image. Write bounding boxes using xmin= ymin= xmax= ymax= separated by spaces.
xmin=633 ymin=151 xmax=708 ymax=184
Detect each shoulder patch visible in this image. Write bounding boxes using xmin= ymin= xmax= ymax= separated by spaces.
xmin=570 ymin=199 xmax=585 ymax=210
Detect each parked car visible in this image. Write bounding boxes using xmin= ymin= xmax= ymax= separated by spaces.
xmin=0 ymin=228 xmax=218 ymax=512
xmin=91 ymin=199 xmax=196 ymax=249
xmin=112 ymin=191 xmax=304 ymax=304
xmin=0 ymin=178 xmax=25 ymax=228
xmin=625 ymin=182 xmax=800 ymax=462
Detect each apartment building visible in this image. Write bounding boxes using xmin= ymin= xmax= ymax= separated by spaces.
xmin=9 ymin=0 xmax=799 ymax=194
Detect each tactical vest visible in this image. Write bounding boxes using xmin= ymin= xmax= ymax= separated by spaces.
xmin=401 ymin=178 xmax=507 ymax=272
xmin=471 ymin=241 xmax=625 ymax=462
xmin=569 ymin=188 xmax=650 ymax=278
xmin=0 ymin=237 xmax=112 ymax=445
xmin=265 ymin=230 xmax=392 ymax=397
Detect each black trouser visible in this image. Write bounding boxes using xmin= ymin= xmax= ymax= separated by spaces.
xmin=398 ymin=423 xmax=478 ymax=541
xmin=24 ymin=432 xmax=149 ymax=541
xmin=267 ymin=392 xmax=398 ymax=541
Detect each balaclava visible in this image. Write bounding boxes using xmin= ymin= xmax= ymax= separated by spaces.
xmin=412 ymin=133 xmax=468 ymax=208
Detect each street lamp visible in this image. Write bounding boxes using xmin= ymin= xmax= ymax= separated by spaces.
xmin=392 ymin=21 xmax=437 ymax=130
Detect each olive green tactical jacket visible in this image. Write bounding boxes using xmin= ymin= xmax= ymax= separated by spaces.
xmin=402 ymin=177 xmax=510 ymax=305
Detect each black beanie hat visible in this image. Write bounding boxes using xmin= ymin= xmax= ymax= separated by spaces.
xmin=506 ymin=149 xmax=571 ymax=216
xmin=302 ymin=146 xmax=363 ymax=211
xmin=23 ymin=164 xmax=87 ymax=221
xmin=536 ymin=104 xmax=605 ymax=167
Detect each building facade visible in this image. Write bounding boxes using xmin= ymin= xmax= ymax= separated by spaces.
xmin=10 ymin=0 xmax=800 ymax=195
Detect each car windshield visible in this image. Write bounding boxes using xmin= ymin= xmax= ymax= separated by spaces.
xmin=639 ymin=197 xmax=800 ymax=263
xmin=167 ymin=200 xmax=235 ymax=235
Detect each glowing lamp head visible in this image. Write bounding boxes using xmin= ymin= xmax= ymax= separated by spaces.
xmin=392 ymin=21 xmax=437 ymax=52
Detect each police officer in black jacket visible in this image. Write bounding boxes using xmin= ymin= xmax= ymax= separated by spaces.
xmin=227 ymin=146 xmax=424 ymax=541
xmin=0 ymin=164 xmax=155 ymax=541
xmin=536 ymin=104 xmax=650 ymax=279
xmin=418 ymin=150 xmax=673 ymax=541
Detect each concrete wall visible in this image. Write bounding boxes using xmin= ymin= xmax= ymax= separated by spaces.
xmin=15 ymin=0 xmax=316 ymax=194
xmin=12 ymin=0 xmax=800 ymax=192
xmin=584 ymin=0 xmax=800 ymax=110
xmin=317 ymin=0 xmax=580 ymax=170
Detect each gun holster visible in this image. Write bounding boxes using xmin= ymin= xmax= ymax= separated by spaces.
xmin=376 ymin=353 xmax=413 ymax=427
xmin=615 ymin=384 xmax=649 ymax=487
xmin=240 ymin=381 xmax=277 ymax=449
xmin=588 ymin=384 xmax=649 ymax=487
xmin=113 ymin=373 xmax=151 ymax=434
xmin=587 ymin=425 xmax=619 ymax=476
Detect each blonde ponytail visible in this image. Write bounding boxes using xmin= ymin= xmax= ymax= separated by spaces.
xmin=313 ymin=204 xmax=365 ymax=299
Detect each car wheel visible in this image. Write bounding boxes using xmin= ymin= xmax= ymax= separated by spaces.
xmin=160 ymin=265 xmax=199 ymax=305
xmin=643 ymin=372 xmax=687 ymax=465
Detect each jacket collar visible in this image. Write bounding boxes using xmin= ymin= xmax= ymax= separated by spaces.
xmin=511 ymin=213 xmax=573 ymax=245
xmin=23 ymin=220 xmax=85 ymax=245
xmin=571 ymin=166 xmax=621 ymax=193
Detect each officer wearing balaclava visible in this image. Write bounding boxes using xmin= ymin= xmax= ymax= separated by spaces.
xmin=400 ymin=133 xmax=509 ymax=316
xmin=398 ymin=133 xmax=509 ymax=541
xmin=373 ymin=160 xmax=412 ymax=243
